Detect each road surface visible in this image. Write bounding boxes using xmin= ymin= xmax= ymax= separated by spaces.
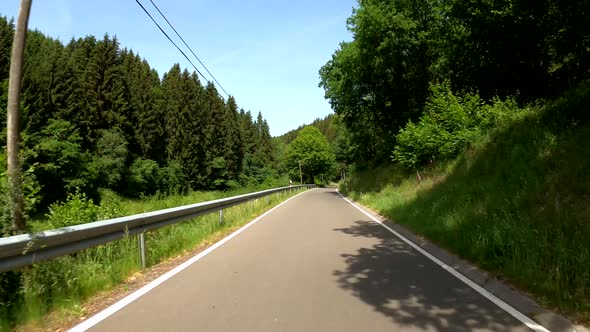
xmin=80 ymin=188 xmax=534 ymax=332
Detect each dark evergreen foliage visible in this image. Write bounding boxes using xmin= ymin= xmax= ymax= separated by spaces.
xmin=0 ymin=16 xmax=277 ymax=210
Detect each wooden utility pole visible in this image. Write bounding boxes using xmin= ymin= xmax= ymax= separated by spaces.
xmin=6 ymin=0 xmax=33 ymax=234
xmin=298 ymin=160 xmax=303 ymax=184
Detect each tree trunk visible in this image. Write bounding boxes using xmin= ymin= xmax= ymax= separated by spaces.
xmin=6 ymin=0 xmax=33 ymax=234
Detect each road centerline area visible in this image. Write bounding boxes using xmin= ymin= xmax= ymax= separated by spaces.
xmin=72 ymin=188 xmax=540 ymax=332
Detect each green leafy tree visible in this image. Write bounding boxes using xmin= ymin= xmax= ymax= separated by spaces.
xmin=285 ymin=126 xmax=335 ymax=183
xmin=89 ymin=128 xmax=128 ymax=189
xmin=25 ymin=119 xmax=94 ymax=207
xmin=320 ymin=0 xmax=441 ymax=164
xmin=126 ymin=158 xmax=161 ymax=197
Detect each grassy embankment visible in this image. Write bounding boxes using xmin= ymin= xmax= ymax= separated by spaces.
xmin=340 ymin=86 xmax=590 ymax=322
xmin=2 ymin=182 xmax=306 ymax=331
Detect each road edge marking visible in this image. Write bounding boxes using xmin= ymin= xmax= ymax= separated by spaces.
xmin=337 ymin=191 xmax=550 ymax=332
xmin=68 ymin=189 xmax=312 ymax=332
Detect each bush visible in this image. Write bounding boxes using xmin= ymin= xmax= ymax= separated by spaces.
xmin=25 ymin=119 xmax=96 ymax=207
xmin=47 ymin=190 xmax=99 ymax=228
xmin=159 ymin=160 xmax=188 ymax=195
xmin=126 ymin=158 xmax=188 ymax=197
xmin=97 ymin=189 xmax=127 ymax=220
xmin=392 ymin=82 xmax=521 ymax=169
xmin=126 ymin=158 xmax=161 ymax=197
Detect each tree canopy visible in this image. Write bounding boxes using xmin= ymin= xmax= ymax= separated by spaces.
xmin=285 ymin=126 xmax=335 ymax=183
xmin=319 ymin=0 xmax=590 ymax=167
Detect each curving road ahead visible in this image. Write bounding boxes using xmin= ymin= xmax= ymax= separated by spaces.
xmin=73 ymin=188 xmax=536 ymax=332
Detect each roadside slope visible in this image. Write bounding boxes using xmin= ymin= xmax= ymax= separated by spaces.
xmin=341 ymin=86 xmax=590 ymax=324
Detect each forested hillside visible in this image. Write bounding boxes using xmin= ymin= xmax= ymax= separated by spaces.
xmin=320 ymin=0 xmax=590 ymax=322
xmin=0 ymin=16 xmax=278 ymax=228
xmin=277 ymin=113 xmax=337 ymax=145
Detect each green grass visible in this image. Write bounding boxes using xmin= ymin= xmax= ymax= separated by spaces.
xmin=1 ymin=185 xmax=307 ymax=331
xmin=341 ymin=86 xmax=590 ymax=323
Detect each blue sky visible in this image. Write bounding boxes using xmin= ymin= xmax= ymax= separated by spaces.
xmin=1 ymin=0 xmax=356 ymax=136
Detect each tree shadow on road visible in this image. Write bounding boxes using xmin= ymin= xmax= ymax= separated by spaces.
xmin=332 ymin=220 xmax=530 ymax=332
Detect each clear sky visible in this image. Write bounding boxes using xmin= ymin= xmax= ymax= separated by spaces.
xmin=1 ymin=0 xmax=356 ymax=136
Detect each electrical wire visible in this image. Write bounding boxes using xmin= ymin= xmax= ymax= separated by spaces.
xmin=148 ymin=0 xmax=230 ymax=98
xmin=135 ymin=0 xmax=226 ymax=100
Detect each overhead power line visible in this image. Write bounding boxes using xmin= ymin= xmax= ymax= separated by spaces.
xmin=148 ymin=0 xmax=230 ymax=98
xmin=134 ymin=0 xmax=226 ymax=101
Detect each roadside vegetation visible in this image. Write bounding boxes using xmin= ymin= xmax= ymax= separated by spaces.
xmin=319 ymin=0 xmax=590 ymax=323
xmin=340 ymin=84 xmax=590 ymax=322
xmin=1 ymin=184 xmax=306 ymax=330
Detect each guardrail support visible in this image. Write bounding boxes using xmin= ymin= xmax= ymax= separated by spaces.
xmin=138 ymin=232 xmax=146 ymax=269
xmin=219 ymin=209 xmax=223 ymax=224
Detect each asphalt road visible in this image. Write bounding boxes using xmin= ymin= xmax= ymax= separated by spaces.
xmin=83 ymin=188 xmax=533 ymax=332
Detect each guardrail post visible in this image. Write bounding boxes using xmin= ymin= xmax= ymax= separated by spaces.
xmin=219 ymin=209 xmax=223 ymax=224
xmin=138 ymin=232 xmax=146 ymax=269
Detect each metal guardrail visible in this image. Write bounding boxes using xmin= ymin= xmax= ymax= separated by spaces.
xmin=0 ymin=184 xmax=314 ymax=273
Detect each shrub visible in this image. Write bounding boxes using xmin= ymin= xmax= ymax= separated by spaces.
xmin=46 ymin=190 xmax=99 ymax=229
xmin=126 ymin=158 xmax=161 ymax=197
xmin=126 ymin=158 xmax=189 ymax=197
xmin=392 ymin=82 xmax=520 ymax=169
xmin=97 ymin=189 xmax=127 ymax=220
xmin=159 ymin=160 xmax=188 ymax=194
xmin=25 ymin=119 xmax=97 ymax=207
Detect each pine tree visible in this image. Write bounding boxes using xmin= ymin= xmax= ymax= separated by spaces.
xmin=0 ymin=16 xmax=14 ymax=80
xmin=61 ymin=36 xmax=97 ymax=148
xmin=162 ymin=66 xmax=207 ymax=188
xmin=21 ymin=31 xmax=65 ymax=135
xmin=224 ymin=96 xmax=243 ymax=180
xmin=121 ymin=50 xmax=163 ymax=161
xmin=203 ymin=82 xmax=229 ymax=187
xmin=83 ymin=34 xmax=128 ymax=146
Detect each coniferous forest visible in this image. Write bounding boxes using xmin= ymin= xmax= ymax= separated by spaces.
xmin=0 ymin=16 xmax=279 ymax=224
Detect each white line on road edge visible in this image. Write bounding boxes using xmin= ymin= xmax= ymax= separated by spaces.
xmin=68 ymin=189 xmax=313 ymax=332
xmin=337 ymin=192 xmax=550 ymax=332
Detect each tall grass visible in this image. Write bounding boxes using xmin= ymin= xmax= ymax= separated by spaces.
xmin=1 ymin=185 xmax=306 ymax=331
xmin=341 ymin=86 xmax=590 ymax=322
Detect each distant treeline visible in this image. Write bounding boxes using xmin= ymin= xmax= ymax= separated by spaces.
xmin=278 ymin=114 xmax=337 ymax=145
